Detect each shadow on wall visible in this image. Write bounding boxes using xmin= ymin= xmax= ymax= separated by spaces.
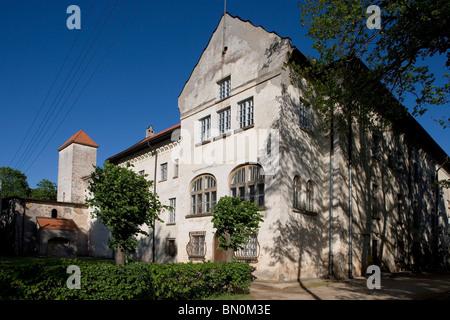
xmin=88 ymin=219 xmax=114 ymax=259
xmin=133 ymin=222 xmax=177 ymax=264
xmin=261 ymin=82 xmax=330 ymax=283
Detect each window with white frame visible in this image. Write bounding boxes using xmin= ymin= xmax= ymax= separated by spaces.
xmin=293 ymin=176 xmax=302 ymax=210
xmin=190 ymin=174 xmax=217 ymax=215
xmin=160 ymin=163 xmax=167 ymax=181
xmin=187 ymin=231 xmax=206 ymax=259
xmin=218 ymin=76 xmax=231 ymax=100
xmin=218 ymin=107 xmax=231 ymax=135
xmin=168 ymin=198 xmax=176 ymax=224
xmin=138 ymin=170 xmax=145 ymax=176
xmin=230 ymin=165 xmax=264 ymax=207
xmin=234 ymin=234 xmax=259 ymax=261
xmin=239 ymin=98 xmax=254 ymax=128
xmin=299 ymin=101 xmax=310 ymax=130
xmin=306 ymin=180 xmax=314 ymax=212
xmin=200 ymin=116 xmax=211 ymax=142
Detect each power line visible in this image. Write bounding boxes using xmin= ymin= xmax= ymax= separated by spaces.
xmin=14 ymin=0 xmax=113 ymax=170
xmin=8 ymin=0 xmax=96 ymax=168
xmin=16 ymin=0 xmax=119 ymax=170
xmin=24 ymin=0 xmax=141 ymax=173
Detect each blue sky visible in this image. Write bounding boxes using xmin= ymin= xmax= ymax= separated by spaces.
xmin=0 ymin=0 xmax=448 ymax=188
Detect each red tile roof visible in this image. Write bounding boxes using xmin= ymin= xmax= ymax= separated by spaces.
xmin=131 ymin=123 xmax=181 ymax=149
xmin=107 ymin=123 xmax=181 ymax=163
xmin=36 ymin=217 xmax=78 ymax=231
xmin=58 ymin=130 xmax=99 ymax=151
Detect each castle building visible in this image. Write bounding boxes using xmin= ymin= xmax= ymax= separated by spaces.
xmin=105 ymin=14 xmax=450 ymax=280
xmin=2 ymin=14 xmax=449 ymax=281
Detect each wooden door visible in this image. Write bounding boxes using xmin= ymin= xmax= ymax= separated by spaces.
xmin=213 ymin=236 xmax=227 ymax=262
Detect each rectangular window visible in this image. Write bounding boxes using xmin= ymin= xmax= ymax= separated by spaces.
xmin=218 ymin=77 xmax=231 ymax=100
xmin=201 ymin=116 xmax=211 ymax=142
xmin=257 ymin=183 xmax=265 ymax=207
xmin=193 ymin=235 xmax=205 ymax=256
xmin=235 ymin=234 xmax=259 ymax=261
xmin=372 ymin=134 xmax=380 ymax=159
xmin=239 ymin=98 xmax=254 ymax=128
xmin=249 ymin=185 xmax=255 ymax=203
xmin=173 ymin=159 xmax=179 ymax=178
xmin=299 ymin=101 xmax=310 ymax=129
xmin=160 ymin=163 xmax=167 ymax=181
xmin=205 ymin=192 xmax=210 ymax=213
xmin=197 ymin=194 xmax=202 ymax=214
xmin=166 ymin=238 xmax=176 ymax=256
xmin=169 ymin=198 xmax=176 ymax=224
xmin=239 ymin=186 xmax=245 ymax=201
xmin=188 ymin=232 xmax=206 ymax=259
xmin=138 ymin=170 xmax=145 ymax=176
xmin=191 ymin=195 xmax=196 ymax=214
xmin=211 ymin=191 xmax=217 ymax=212
xmin=218 ymin=108 xmax=231 ymax=135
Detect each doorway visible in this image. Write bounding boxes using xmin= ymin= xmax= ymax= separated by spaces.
xmin=213 ymin=236 xmax=227 ymax=262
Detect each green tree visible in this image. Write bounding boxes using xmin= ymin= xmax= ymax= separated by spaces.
xmin=212 ymin=196 xmax=264 ymax=262
xmin=30 ymin=179 xmax=57 ymax=201
xmin=85 ymin=161 xmax=168 ymax=265
xmin=295 ymin=0 xmax=449 ymax=128
xmin=0 ymin=167 xmax=31 ymax=199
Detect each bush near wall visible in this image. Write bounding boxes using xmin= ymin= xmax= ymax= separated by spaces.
xmin=0 ymin=259 xmax=252 ymax=300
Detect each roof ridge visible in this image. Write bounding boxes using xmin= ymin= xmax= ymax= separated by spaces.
xmin=58 ymin=129 xmax=99 ymax=151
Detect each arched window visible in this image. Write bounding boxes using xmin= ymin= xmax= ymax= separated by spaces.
xmin=190 ymin=174 xmax=217 ymax=215
xmin=293 ymin=176 xmax=301 ymax=210
xmin=306 ymin=180 xmax=314 ymax=212
xmin=230 ymin=165 xmax=264 ymax=207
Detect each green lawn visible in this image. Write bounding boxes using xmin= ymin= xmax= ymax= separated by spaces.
xmin=203 ymin=293 xmax=253 ymax=300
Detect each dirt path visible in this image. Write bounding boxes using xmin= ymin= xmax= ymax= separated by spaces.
xmin=249 ymin=273 xmax=450 ymax=300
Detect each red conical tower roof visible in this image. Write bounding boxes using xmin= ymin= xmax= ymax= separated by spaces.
xmin=58 ymin=130 xmax=99 ymax=151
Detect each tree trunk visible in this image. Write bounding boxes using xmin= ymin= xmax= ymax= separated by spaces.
xmin=224 ymin=233 xmax=234 ymax=262
xmin=115 ymin=243 xmax=126 ymax=265
xmin=225 ymin=246 xmax=234 ymax=262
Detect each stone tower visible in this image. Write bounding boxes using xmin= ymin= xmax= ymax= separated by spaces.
xmin=57 ymin=130 xmax=98 ymax=203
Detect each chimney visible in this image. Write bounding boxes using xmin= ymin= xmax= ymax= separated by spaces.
xmin=146 ymin=125 xmax=155 ymax=138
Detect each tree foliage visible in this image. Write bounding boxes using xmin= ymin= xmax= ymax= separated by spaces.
xmin=85 ymin=161 xmax=168 ymax=265
xmin=0 ymin=167 xmax=31 ymax=199
xmin=212 ymin=196 xmax=264 ymax=261
xmin=294 ymin=0 xmax=449 ymax=128
xmin=30 ymin=179 xmax=57 ymax=201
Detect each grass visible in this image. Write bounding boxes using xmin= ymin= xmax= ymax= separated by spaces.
xmin=203 ymin=293 xmax=253 ymax=300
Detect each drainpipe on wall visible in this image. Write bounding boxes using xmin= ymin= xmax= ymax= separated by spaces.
xmin=147 ymin=141 xmax=158 ymax=263
xmin=348 ymin=119 xmax=353 ymax=279
xmin=434 ymin=157 xmax=449 ymax=269
xmin=329 ymin=114 xmax=334 ymax=278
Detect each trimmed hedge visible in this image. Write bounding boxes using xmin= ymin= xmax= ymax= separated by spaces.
xmin=0 ymin=259 xmax=252 ymax=300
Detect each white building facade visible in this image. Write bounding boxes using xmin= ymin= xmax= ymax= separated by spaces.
xmin=104 ymin=14 xmax=450 ymax=281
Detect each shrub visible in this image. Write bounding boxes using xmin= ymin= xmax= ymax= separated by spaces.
xmin=0 ymin=259 xmax=252 ymax=300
